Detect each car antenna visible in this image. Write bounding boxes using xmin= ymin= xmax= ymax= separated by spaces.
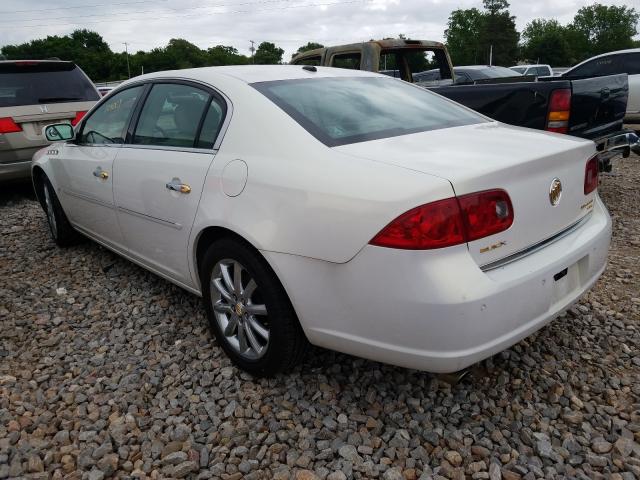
xmin=302 ymin=65 xmax=317 ymax=72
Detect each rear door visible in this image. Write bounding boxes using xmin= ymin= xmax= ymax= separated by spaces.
xmin=55 ymin=85 xmax=144 ymax=249
xmin=617 ymin=52 xmax=640 ymax=115
xmin=0 ymin=61 xmax=99 ymax=164
xmin=113 ymin=81 xmax=227 ymax=284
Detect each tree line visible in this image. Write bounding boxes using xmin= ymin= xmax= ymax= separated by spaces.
xmin=446 ymin=0 xmax=638 ymax=66
xmin=0 ymin=1 xmax=637 ymax=82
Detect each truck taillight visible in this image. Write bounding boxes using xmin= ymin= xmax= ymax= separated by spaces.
xmin=0 ymin=117 xmax=22 ymax=134
xmin=370 ymin=190 xmax=513 ymax=250
xmin=71 ymin=111 xmax=87 ymax=126
xmin=546 ymin=88 xmax=571 ymax=134
xmin=584 ymin=156 xmax=598 ymax=195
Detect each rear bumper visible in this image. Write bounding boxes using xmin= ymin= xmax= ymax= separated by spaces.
xmin=0 ymin=159 xmax=33 ymax=181
xmin=594 ymin=130 xmax=640 ymax=171
xmin=0 ymin=140 xmax=44 ymax=180
xmin=263 ymin=195 xmax=611 ymax=373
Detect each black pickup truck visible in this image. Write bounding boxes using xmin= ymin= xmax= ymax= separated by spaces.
xmin=291 ymin=39 xmax=638 ymax=169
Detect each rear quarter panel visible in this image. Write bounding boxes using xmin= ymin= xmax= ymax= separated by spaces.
xmin=190 ymin=80 xmax=455 ymax=271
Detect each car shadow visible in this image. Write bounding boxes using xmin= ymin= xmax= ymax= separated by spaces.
xmin=0 ymin=180 xmax=36 ymax=206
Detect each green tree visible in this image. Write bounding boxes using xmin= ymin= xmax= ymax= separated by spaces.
xmin=1 ymin=29 xmax=116 ymax=81
xmin=207 ymin=45 xmax=249 ymax=66
xmin=445 ymin=1 xmax=519 ymax=66
xmin=569 ymin=4 xmax=638 ymax=58
xmin=478 ymin=0 xmax=519 ymax=66
xmin=253 ymin=42 xmax=284 ymax=64
xmin=296 ymin=42 xmax=324 ymax=54
xmin=445 ymin=8 xmax=484 ymax=65
xmin=521 ymin=19 xmax=573 ymax=66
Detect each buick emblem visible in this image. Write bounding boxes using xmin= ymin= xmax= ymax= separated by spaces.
xmin=549 ymin=178 xmax=562 ymax=206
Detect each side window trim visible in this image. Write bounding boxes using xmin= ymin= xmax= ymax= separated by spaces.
xmin=76 ymin=85 xmax=146 ymax=146
xmin=123 ymin=79 xmax=230 ymax=152
xmin=192 ymin=96 xmax=214 ymax=148
xmin=125 ymin=83 xmax=153 ymax=145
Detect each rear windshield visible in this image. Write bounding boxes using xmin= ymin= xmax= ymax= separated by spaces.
xmin=0 ymin=62 xmax=99 ymax=108
xmin=473 ymin=66 xmax=522 ymax=79
xmin=252 ymin=77 xmax=486 ymax=146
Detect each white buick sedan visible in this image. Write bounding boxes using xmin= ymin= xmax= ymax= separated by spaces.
xmin=33 ymin=65 xmax=611 ymax=376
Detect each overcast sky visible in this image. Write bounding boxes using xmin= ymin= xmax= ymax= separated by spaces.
xmin=1 ymin=0 xmax=638 ymax=61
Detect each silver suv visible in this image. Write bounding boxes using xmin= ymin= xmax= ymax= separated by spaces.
xmin=0 ymin=60 xmax=99 ymax=181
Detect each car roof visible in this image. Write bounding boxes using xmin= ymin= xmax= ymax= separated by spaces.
xmin=291 ymin=39 xmax=445 ymax=61
xmin=121 ymin=65 xmax=382 ymax=87
xmin=0 ymin=59 xmax=72 ymax=64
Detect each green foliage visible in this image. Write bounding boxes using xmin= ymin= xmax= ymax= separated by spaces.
xmin=296 ymin=42 xmax=324 ymax=54
xmin=0 ymin=30 xmax=255 ymax=82
xmin=520 ymin=4 xmax=638 ymax=66
xmin=445 ymin=1 xmax=519 ymax=66
xmin=254 ymin=42 xmax=284 ymax=64
xmin=570 ymin=4 xmax=638 ymax=58
xmin=521 ymin=19 xmax=573 ymax=66
xmin=478 ymin=0 xmax=519 ymax=66
xmin=445 ymin=8 xmax=484 ymax=65
xmin=207 ymin=46 xmax=250 ymax=66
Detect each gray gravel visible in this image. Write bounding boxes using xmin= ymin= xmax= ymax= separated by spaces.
xmin=1 ymin=153 xmax=639 ymax=480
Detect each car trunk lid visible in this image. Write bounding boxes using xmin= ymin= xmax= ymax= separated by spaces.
xmin=335 ymin=122 xmax=598 ymax=267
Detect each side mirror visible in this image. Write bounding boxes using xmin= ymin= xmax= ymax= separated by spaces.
xmin=44 ymin=123 xmax=75 ymax=142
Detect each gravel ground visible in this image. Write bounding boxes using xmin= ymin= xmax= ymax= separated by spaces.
xmin=1 ymin=153 xmax=639 ymax=480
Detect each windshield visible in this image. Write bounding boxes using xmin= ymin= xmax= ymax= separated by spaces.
xmin=0 ymin=62 xmax=99 ymax=108
xmin=510 ymin=67 xmax=526 ymax=74
xmin=252 ymin=76 xmax=486 ymax=147
xmin=476 ymin=66 xmax=522 ymax=78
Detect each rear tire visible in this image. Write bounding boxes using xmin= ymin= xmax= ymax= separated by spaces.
xmin=201 ymin=238 xmax=306 ymax=376
xmin=41 ymin=176 xmax=81 ymax=247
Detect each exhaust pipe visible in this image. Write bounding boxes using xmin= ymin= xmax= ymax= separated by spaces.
xmin=437 ymin=369 xmax=470 ymax=385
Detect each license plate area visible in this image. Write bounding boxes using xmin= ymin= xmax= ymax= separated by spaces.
xmin=551 ymin=261 xmax=580 ymax=305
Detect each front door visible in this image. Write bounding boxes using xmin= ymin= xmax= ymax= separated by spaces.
xmin=113 ymin=82 xmax=227 ymax=285
xmin=56 ymin=85 xmax=144 ymax=249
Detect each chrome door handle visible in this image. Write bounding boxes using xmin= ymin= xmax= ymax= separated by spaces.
xmin=166 ymin=179 xmax=191 ymax=194
xmin=93 ymin=167 xmax=109 ymax=179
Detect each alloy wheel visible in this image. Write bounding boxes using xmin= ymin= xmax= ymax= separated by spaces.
xmin=43 ymin=184 xmax=57 ymax=238
xmin=210 ymin=259 xmax=270 ymax=359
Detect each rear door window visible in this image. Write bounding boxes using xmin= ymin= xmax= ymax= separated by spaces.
xmin=79 ymin=86 xmax=143 ymax=145
xmin=618 ymin=53 xmax=640 ymax=75
xmin=0 ymin=62 xmax=99 ymax=108
xmin=196 ymin=98 xmax=227 ymax=149
xmin=569 ymin=56 xmax=618 ymax=77
xmin=331 ymin=53 xmax=361 ymax=69
xmin=294 ymin=56 xmax=322 ymax=66
xmin=133 ymin=83 xmax=211 ymax=148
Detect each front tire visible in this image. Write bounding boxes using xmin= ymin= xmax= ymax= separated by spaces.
xmin=201 ymin=238 xmax=306 ymax=376
xmin=41 ymin=177 xmax=81 ymax=247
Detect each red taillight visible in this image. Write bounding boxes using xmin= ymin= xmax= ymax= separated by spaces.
xmin=370 ymin=198 xmax=465 ymax=249
xmin=0 ymin=117 xmax=22 ymax=134
xmin=71 ymin=111 xmax=87 ymax=126
xmin=370 ymin=189 xmax=513 ymax=250
xmin=584 ymin=156 xmax=598 ymax=194
xmin=458 ymin=189 xmax=514 ymax=242
xmin=546 ymin=88 xmax=571 ymax=134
